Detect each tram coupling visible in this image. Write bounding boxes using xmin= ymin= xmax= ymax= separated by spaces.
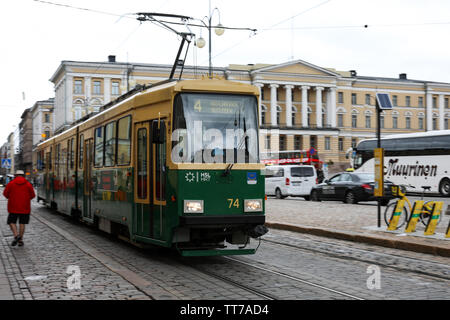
xmin=247 ymin=225 xmax=268 ymax=238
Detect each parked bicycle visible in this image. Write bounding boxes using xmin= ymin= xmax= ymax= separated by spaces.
xmin=383 ymin=185 xmax=441 ymax=229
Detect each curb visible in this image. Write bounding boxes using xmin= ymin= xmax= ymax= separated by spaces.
xmin=265 ymin=221 xmax=450 ymax=258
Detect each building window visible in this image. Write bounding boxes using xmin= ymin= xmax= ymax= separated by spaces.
xmin=279 ymin=135 xmax=286 ymax=151
xmin=418 ymin=97 xmax=424 ymax=107
xmin=44 ymin=113 xmax=50 ymax=123
xmin=337 ymin=114 xmax=344 ymax=127
xmin=445 ymin=118 xmax=449 ymax=130
xmin=433 ymin=117 xmax=437 ymax=130
xmin=406 ymin=96 xmax=411 ymax=107
xmin=276 ymin=106 xmax=281 ymax=126
xmin=292 ymin=111 xmax=296 ymax=125
xmin=433 ymin=97 xmax=437 ymax=108
xmin=365 ymin=115 xmax=371 ymax=128
xmin=93 ymin=80 xmax=101 ymax=95
xmin=393 ymin=116 xmax=398 ymax=129
xmin=74 ymin=80 xmax=83 ymax=94
xmin=338 ymin=138 xmax=344 ymax=151
xmin=351 ymin=93 xmax=357 ymax=105
xmin=419 ymin=117 xmax=424 ymax=129
xmin=351 ymin=138 xmax=357 ymax=148
xmin=44 ymin=130 xmax=50 ymax=140
xmin=338 ymin=92 xmax=344 ymax=104
xmin=261 ymin=111 xmax=266 ymax=125
xmin=392 ymin=95 xmax=398 ymax=107
xmin=380 ymin=115 xmax=385 ymax=129
xmin=325 ymin=137 xmax=331 ymax=150
xmin=352 ymin=114 xmax=357 ymax=128
xmin=112 ymin=81 xmax=120 ymax=95
xmin=294 ymin=135 xmax=302 ymax=150
xmin=406 ymin=116 xmax=411 ymax=129
xmin=261 ymin=88 xmax=265 ymax=101
xmin=265 ymin=135 xmax=270 ymax=150
xmin=365 ymin=94 xmax=371 ymax=105
xmin=310 ymin=136 xmax=317 ymax=149
xmin=445 ymin=98 xmax=449 ymax=108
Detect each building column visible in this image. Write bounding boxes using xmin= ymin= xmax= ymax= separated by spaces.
xmin=270 ymin=84 xmax=279 ymax=126
xmin=285 ymin=85 xmax=294 ymax=127
xmin=64 ymin=76 xmax=73 ymax=125
xmin=329 ymin=87 xmax=337 ymax=127
xmin=301 ymin=86 xmax=310 ymax=127
xmin=426 ymin=91 xmax=433 ymax=131
xmin=254 ymin=83 xmax=264 ymax=126
xmin=315 ymin=87 xmax=324 ymax=128
xmin=104 ymin=77 xmax=111 ymax=104
xmin=439 ymin=94 xmax=445 ymax=130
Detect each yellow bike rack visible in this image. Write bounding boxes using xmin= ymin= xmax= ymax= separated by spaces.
xmin=424 ymin=201 xmax=444 ymax=236
xmin=387 ymin=199 xmax=406 ymax=231
xmin=404 ymin=200 xmax=424 ymax=233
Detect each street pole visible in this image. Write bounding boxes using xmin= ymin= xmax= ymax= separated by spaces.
xmin=377 ymin=107 xmax=381 ymax=228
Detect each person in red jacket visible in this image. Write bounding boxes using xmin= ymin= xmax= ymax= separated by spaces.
xmin=3 ymin=170 xmax=35 ymax=247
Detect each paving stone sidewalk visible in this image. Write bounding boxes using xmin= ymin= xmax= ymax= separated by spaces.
xmin=265 ymin=197 xmax=450 ymax=257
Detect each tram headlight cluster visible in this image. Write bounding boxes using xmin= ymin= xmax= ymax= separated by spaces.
xmin=184 ymin=200 xmax=204 ymax=213
xmin=244 ymin=199 xmax=263 ymax=212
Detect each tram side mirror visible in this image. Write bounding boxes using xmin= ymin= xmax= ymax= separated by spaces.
xmin=152 ymin=120 xmax=166 ymax=144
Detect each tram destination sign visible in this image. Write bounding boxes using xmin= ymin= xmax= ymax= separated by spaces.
xmin=193 ymin=98 xmax=244 ymax=114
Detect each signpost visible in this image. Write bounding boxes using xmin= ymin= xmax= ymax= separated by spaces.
xmin=375 ymin=93 xmax=393 ymax=228
xmin=374 ymin=148 xmax=384 ymax=197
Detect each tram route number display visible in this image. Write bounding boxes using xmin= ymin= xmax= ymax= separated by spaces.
xmin=193 ymin=99 xmax=244 ymax=114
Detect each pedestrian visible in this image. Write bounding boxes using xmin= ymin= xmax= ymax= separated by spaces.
xmin=3 ymin=170 xmax=35 ymax=247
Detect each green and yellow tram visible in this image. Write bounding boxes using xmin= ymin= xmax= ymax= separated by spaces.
xmin=35 ymin=78 xmax=267 ymax=256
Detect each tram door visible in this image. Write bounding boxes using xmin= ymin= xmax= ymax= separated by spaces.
xmin=83 ymin=139 xmax=94 ymax=222
xmin=134 ymin=120 xmax=167 ymax=240
xmin=45 ymin=150 xmax=51 ymax=202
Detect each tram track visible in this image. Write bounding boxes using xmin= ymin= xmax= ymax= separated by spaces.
xmin=261 ymin=236 xmax=450 ymax=281
xmin=34 ymin=209 xmax=365 ymax=300
xmin=182 ymin=255 xmax=365 ymax=300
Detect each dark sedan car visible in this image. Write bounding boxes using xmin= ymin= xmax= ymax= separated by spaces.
xmin=309 ymin=172 xmax=394 ymax=205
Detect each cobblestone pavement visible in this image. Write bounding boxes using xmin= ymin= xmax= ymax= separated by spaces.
xmin=1 ymin=194 xmax=449 ymax=300
xmin=265 ymin=196 xmax=450 ymax=251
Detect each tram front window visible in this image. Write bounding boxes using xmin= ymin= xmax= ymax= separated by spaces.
xmin=173 ymin=93 xmax=259 ymax=164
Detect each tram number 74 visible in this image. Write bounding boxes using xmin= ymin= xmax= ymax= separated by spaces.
xmin=227 ymin=198 xmax=240 ymax=208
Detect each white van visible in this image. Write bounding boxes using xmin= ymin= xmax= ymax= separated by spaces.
xmin=265 ymin=165 xmax=318 ymax=200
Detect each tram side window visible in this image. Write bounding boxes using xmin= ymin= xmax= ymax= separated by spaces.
xmin=79 ymin=134 xmax=84 ymax=169
xmin=117 ymin=116 xmax=131 ymax=165
xmin=155 ymin=137 xmax=166 ymax=201
xmin=104 ymin=121 xmax=116 ymax=167
xmin=94 ymin=127 xmax=104 ymax=167
xmin=137 ymin=128 xmax=147 ymax=199
xmin=70 ymin=137 xmax=75 ymax=169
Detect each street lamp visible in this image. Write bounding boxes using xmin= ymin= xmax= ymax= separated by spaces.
xmin=196 ymin=3 xmax=225 ymax=78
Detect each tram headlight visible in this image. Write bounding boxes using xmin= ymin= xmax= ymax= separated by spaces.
xmin=184 ymin=200 xmax=204 ymax=213
xmin=244 ymin=199 xmax=263 ymax=212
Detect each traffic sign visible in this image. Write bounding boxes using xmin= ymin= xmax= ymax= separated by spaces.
xmin=1 ymin=159 xmax=11 ymax=169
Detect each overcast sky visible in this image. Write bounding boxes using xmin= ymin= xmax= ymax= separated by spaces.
xmin=1 ymin=0 xmax=450 ymax=144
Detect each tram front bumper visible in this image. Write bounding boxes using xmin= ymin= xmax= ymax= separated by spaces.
xmin=179 ymin=214 xmax=265 ymax=227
